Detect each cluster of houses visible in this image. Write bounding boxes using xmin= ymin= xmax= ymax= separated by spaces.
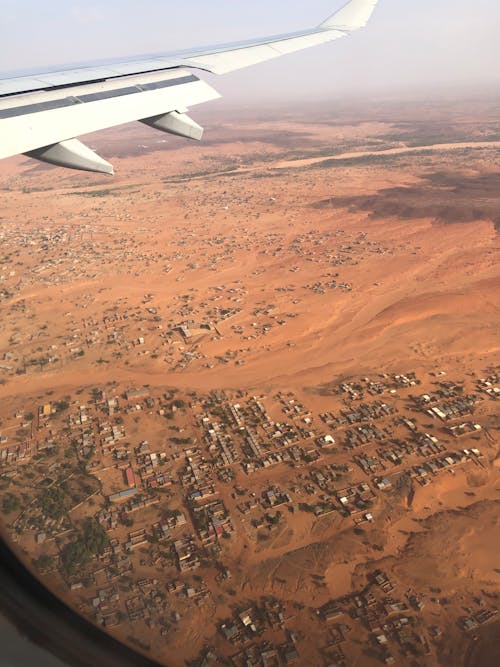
xmin=321 ymin=400 xmax=398 ymax=428
xmin=0 ymin=212 xmax=417 ymax=385
xmin=0 ymin=362 xmax=497 ymax=665
xmin=218 ymin=602 xmax=299 ymax=666
xmin=476 ymin=372 xmax=499 ymax=399
xmin=315 ymin=570 xmax=446 ymax=665
xmin=409 ymin=448 xmax=485 ymax=486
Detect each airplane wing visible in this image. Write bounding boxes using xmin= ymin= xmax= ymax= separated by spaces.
xmin=0 ymin=0 xmax=379 ymax=174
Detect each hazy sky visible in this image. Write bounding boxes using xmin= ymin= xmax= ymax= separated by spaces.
xmin=1 ymin=0 xmax=499 ymax=101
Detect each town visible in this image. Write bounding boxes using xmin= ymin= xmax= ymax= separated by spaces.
xmin=0 ymin=365 xmax=498 ymax=666
xmin=1 ymin=99 xmax=499 ymax=666
xmin=0 ymin=215 xmax=394 ymax=379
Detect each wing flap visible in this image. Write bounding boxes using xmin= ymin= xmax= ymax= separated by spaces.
xmin=0 ymin=1 xmax=379 ymax=171
xmin=0 ymin=71 xmax=220 ymax=160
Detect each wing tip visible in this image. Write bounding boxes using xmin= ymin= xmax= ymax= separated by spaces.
xmin=320 ymin=0 xmax=379 ymax=32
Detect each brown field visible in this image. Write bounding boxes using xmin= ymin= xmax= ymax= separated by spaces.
xmin=0 ymin=97 xmax=499 ymax=667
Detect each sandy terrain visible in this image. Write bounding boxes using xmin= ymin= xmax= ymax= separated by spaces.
xmin=0 ymin=97 xmax=499 ymax=667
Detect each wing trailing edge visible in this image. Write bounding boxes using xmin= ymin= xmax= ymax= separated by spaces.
xmin=0 ymin=1 xmax=380 ymax=174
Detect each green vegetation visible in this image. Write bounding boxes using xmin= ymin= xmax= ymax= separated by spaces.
xmin=164 ymin=165 xmax=239 ymax=183
xmin=36 ymin=472 xmax=99 ymax=522
xmin=127 ymin=636 xmax=151 ymax=652
xmin=66 ymin=183 xmax=143 ymax=198
xmin=66 ymin=189 xmax=114 ymax=198
xmin=61 ymin=519 xmax=108 ymax=575
xmin=38 ymin=487 xmax=66 ymax=520
xmin=311 ymin=152 xmax=431 ymax=170
xmin=380 ymin=129 xmax=500 ymax=147
xmin=60 ymin=473 xmax=100 ymax=507
xmin=161 ymin=508 xmax=182 ymax=521
xmin=192 ymin=509 xmax=209 ymax=532
xmin=299 ymin=503 xmax=316 ymax=513
xmin=268 ymin=511 xmax=282 ymax=525
xmin=33 ymin=554 xmax=54 ymax=570
xmin=170 ymin=437 xmax=192 ymax=445
xmin=1 ymin=493 xmax=20 ymax=514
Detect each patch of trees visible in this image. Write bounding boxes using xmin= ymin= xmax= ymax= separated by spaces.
xmin=1 ymin=493 xmax=20 ymax=514
xmin=299 ymin=503 xmax=316 ymax=513
xmin=33 ymin=554 xmax=54 ymax=570
xmin=192 ymin=509 xmax=209 ymax=532
xmin=268 ymin=511 xmax=282 ymax=525
xmin=60 ymin=474 xmax=100 ymax=508
xmin=61 ymin=519 xmax=108 ymax=576
xmin=161 ymin=508 xmax=182 ymax=522
xmin=169 ymin=437 xmax=192 ymax=445
xmin=38 ymin=486 xmax=66 ymax=520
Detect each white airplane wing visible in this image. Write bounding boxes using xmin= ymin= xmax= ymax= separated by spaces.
xmin=0 ymin=0 xmax=379 ymax=174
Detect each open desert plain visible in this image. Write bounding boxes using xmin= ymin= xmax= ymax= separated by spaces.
xmin=0 ymin=96 xmax=499 ymax=667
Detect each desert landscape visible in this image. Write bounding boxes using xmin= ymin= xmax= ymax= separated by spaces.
xmin=0 ymin=96 xmax=499 ymax=667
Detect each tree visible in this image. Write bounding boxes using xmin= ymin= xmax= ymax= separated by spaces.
xmin=33 ymin=554 xmax=54 ymax=570
xmin=38 ymin=487 xmax=66 ymax=520
xmin=1 ymin=493 xmax=20 ymax=515
xmin=61 ymin=519 xmax=108 ymax=576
